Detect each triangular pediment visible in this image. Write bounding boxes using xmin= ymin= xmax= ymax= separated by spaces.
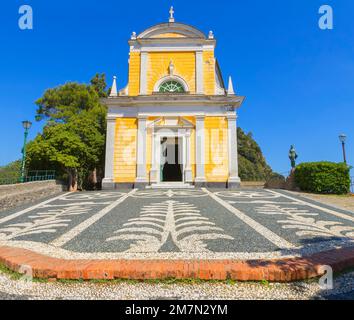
xmin=148 ymin=117 xmax=194 ymax=128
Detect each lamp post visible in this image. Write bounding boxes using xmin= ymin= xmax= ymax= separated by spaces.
xmin=20 ymin=120 xmax=32 ymax=183
xmin=339 ymin=134 xmax=347 ymax=164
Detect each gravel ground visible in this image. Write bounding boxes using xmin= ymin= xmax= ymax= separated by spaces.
xmin=0 ymin=270 xmax=354 ymax=300
xmin=288 ymin=191 xmax=354 ymax=213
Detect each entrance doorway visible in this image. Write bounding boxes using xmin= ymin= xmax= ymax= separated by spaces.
xmin=160 ymin=137 xmax=183 ymax=182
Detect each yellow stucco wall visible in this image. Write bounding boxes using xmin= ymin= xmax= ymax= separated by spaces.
xmin=146 ymin=52 xmax=196 ymax=94
xmin=128 ymin=52 xmax=140 ymax=96
xmin=113 ymin=116 xmax=228 ymax=183
xmin=203 ymin=50 xmax=216 ymax=95
xmin=127 ymin=50 xmax=217 ymax=96
xmin=113 ymin=118 xmax=137 ymax=183
xmin=204 ymin=117 xmax=229 ymax=182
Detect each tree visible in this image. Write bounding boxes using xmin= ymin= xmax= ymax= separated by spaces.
xmin=237 ymin=127 xmax=274 ymax=181
xmin=0 ymin=160 xmax=21 ymax=184
xmin=27 ymin=77 xmax=107 ymax=191
xmin=90 ymin=73 xmax=109 ymax=98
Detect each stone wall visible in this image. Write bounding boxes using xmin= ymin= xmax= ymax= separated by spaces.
xmin=240 ymin=181 xmax=265 ymax=188
xmin=264 ymin=171 xmax=301 ymax=191
xmin=0 ymin=181 xmax=67 ymax=212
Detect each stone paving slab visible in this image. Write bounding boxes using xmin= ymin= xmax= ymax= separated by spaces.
xmin=0 ymin=188 xmax=354 ymax=281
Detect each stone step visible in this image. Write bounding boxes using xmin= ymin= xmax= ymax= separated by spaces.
xmin=147 ymin=182 xmax=195 ymax=189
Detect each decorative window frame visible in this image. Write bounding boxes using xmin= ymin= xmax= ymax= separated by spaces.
xmin=153 ymin=75 xmax=189 ymax=93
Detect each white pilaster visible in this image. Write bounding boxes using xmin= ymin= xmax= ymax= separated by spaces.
xmin=135 ymin=116 xmax=148 ymax=184
xmin=227 ymin=114 xmax=241 ymax=187
xmin=149 ymin=131 xmax=159 ymax=184
xmin=140 ymin=52 xmax=148 ymax=95
xmin=196 ymin=51 xmax=204 ymax=94
xmin=195 ymin=115 xmax=206 ymax=184
xmin=184 ymin=131 xmax=193 ymax=183
xmin=102 ymin=118 xmax=116 ymax=189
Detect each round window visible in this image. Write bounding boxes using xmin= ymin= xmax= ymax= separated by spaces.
xmin=158 ymin=80 xmax=185 ymax=93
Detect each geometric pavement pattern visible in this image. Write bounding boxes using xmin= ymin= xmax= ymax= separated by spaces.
xmin=0 ymin=188 xmax=353 ymax=260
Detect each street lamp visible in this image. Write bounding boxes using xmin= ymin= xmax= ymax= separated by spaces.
xmin=20 ymin=120 xmax=32 ymax=183
xmin=339 ymin=133 xmax=347 ymax=164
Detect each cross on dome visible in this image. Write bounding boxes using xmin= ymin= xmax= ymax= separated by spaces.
xmin=169 ymin=6 xmax=175 ymax=23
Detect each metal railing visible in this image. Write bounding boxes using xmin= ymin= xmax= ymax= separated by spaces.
xmin=24 ymin=170 xmax=56 ymax=182
xmin=351 ymin=176 xmax=354 ymax=193
xmin=0 ymin=170 xmax=56 ymax=185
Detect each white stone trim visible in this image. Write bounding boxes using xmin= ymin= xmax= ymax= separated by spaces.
xmin=149 ymin=130 xmax=158 ymax=184
xmin=153 ymin=75 xmax=189 ymax=93
xmin=184 ymin=131 xmax=193 ymax=183
xmin=148 ymin=118 xmax=194 ymax=185
xmin=139 ymin=52 xmax=148 ymax=95
xmin=196 ymin=51 xmax=204 ymax=94
xmin=103 ymin=118 xmax=116 ymax=182
xmin=195 ymin=115 xmax=206 ymax=182
xmin=136 ymin=116 xmax=148 ymax=183
xmin=131 ymin=44 xmax=215 ymax=52
xmin=147 ymin=116 xmax=194 ymax=129
xmin=137 ymin=23 xmax=206 ymax=39
xmin=107 ymin=105 xmax=234 ymax=119
xmin=154 ymin=128 xmax=188 ymax=183
xmin=227 ymin=114 xmax=240 ymax=183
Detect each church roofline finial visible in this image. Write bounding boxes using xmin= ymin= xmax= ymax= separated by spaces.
xmin=169 ymin=6 xmax=175 ymax=23
xmin=110 ymin=75 xmax=118 ymax=97
xmin=227 ymin=76 xmax=235 ymax=95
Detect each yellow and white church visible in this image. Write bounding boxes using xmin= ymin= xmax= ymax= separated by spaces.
xmin=102 ymin=8 xmax=245 ymax=189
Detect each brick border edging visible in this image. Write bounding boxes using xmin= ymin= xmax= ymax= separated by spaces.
xmin=1 ymin=246 xmax=354 ymax=282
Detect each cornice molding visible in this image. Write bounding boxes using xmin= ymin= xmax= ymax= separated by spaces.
xmin=136 ymin=22 xmax=206 ymax=39
xmin=103 ymin=95 xmax=245 ymax=108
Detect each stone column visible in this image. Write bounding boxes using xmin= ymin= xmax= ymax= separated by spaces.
xmin=227 ymin=113 xmax=241 ymax=188
xmin=102 ymin=118 xmax=116 ymax=190
xmin=195 ymin=115 xmax=206 ymax=186
xmin=149 ymin=131 xmax=159 ymax=184
xmin=135 ymin=115 xmax=148 ymax=186
xmin=184 ymin=131 xmax=193 ymax=183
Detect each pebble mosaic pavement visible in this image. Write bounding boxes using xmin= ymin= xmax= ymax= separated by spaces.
xmin=0 ymin=188 xmax=354 ymax=261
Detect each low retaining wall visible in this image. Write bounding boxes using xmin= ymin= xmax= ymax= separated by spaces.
xmin=0 ymin=180 xmax=67 ymax=212
xmin=240 ymin=181 xmax=265 ymax=188
xmin=1 ymin=245 xmax=354 ymax=281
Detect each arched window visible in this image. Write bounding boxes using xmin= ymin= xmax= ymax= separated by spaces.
xmin=158 ymin=80 xmax=185 ymax=93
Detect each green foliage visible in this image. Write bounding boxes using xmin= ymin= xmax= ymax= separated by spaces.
xmin=294 ymin=162 xmax=351 ymax=194
xmin=0 ymin=160 xmax=21 ymax=184
xmin=237 ymin=128 xmax=274 ymax=181
xmin=90 ymin=73 xmax=109 ymax=98
xmin=27 ymin=76 xmax=107 ymax=190
xmin=35 ymin=83 xmax=101 ymax=123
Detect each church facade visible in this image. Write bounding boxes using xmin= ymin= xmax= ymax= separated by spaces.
xmin=102 ymin=8 xmax=245 ymax=189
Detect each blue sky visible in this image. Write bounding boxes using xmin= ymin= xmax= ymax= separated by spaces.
xmin=0 ymin=0 xmax=353 ymax=175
